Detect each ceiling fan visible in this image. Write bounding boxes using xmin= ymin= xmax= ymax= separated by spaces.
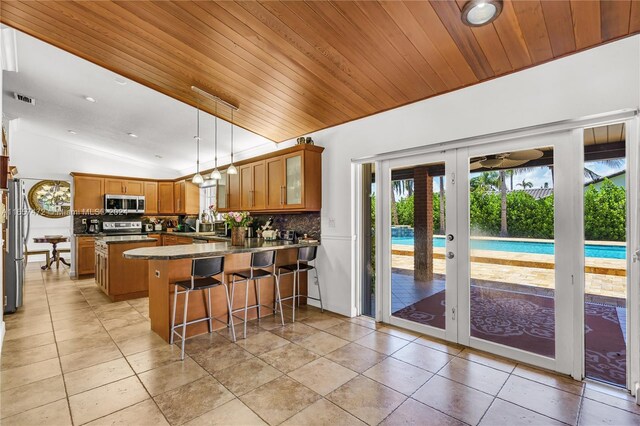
xmin=469 ymin=149 xmax=544 ymax=171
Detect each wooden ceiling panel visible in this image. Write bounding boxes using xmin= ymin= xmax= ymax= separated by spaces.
xmin=1 ymin=0 xmax=639 ymax=142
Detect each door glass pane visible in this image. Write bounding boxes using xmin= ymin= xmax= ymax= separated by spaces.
xmin=361 ymin=163 xmax=376 ymax=317
xmin=391 ymin=161 xmax=446 ymax=330
xmin=286 ymin=155 xmax=302 ymax=205
xmin=583 ymin=123 xmax=627 ymax=387
xmin=468 ymin=147 xmax=555 ymax=357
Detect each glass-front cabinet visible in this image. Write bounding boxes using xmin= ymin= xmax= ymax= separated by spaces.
xmin=216 ymin=170 xmax=228 ymax=210
xmin=284 ymin=152 xmax=304 ymax=209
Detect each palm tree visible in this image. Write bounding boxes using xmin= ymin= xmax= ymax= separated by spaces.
xmin=439 ymin=175 xmax=445 ymax=234
xmin=516 ymin=179 xmax=533 ymax=189
xmin=499 ymin=170 xmax=508 ymax=237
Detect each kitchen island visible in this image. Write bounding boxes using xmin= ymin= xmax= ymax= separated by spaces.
xmin=124 ymin=239 xmax=319 ymax=342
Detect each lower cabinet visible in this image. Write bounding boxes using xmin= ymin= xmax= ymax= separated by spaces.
xmin=76 ymin=236 xmax=96 ymax=276
xmin=95 ymin=240 xmax=156 ymax=301
xmin=161 ymin=234 xmax=192 ymax=246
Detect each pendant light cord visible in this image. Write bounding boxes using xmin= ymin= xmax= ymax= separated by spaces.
xmin=230 ymin=108 xmax=234 ymax=164
xmin=214 ymin=104 xmax=218 ymax=168
xmin=196 ymin=107 xmax=200 ymax=173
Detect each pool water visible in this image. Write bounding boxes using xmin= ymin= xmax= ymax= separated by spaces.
xmin=391 ymin=236 xmax=626 ymax=259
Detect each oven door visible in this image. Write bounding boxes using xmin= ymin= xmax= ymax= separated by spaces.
xmin=136 ymin=196 xmax=145 ymax=213
xmin=105 ymin=195 xmax=125 ymax=213
xmin=123 ymin=197 xmax=138 ymax=212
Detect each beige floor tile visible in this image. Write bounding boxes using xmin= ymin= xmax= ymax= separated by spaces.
xmin=0 ymin=342 xmax=58 ymax=370
xmin=583 ymin=387 xmax=640 ymax=415
xmin=54 ymin=322 xmax=108 ymax=342
xmin=127 ymin=344 xmax=185 ymax=374
xmin=269 ymin=322 xmax=320 ymax=342
xmin=191 ymin=342 xmax=255 ymax=374
xmin=325 ymin=342 xmax=387 ymax=373
xmin=363 ymin=357 xmax=432 ymax=395
xmin=413 ymin=375 xmax=493 ymax=425
xmin=259 ymin=342 xmax=320 ymax=373
xmin=498 ymin=375 xmax=581 ymax=424
xmin=296 ymin=331 xmax=349 ymax=355
xmin=579 ymin=398 xmax=640 ymax=425
xmin=376 ymin=326 xmax=420 ymax=341
xmin=302 ymin=315 xmax=345 ymax=331
xmin=479 ymin=399 xmax=564 ymax=426
xmin=327 ymin=375 xmax=406 ymax=425
xmin=0 ymin=398 xmax=71 ymax=426
xmin=414 ymin=335 xmax=464 ymax=355
xmin=101 ymin=314 xmax=148 ymax=331
xmin=185 ymin=398 xmax=267 ymax=426
xmin=347 ymin=316 xmax=381 ymax=330
xmin=154 ymin=376 xmax=235 ymax=425
xmin=84 ymin=399 xmax=169 ymax=426
xmin=0 ymin=376 xmax=67 ymax=419
xmin=324 ymin=322 xmax=375 ymax=341
xmin=53 ymin=316 xmax=102 ymax=332
xmin=380 ymin=398 xmax=464 ymax=426
xmin=439 ymin=357 xmax=510 ymax=396
xmin=57 ymin=333 xmax=115 ymax=356
xmin=138 ymin=357 xmax=208 ymax=396
xmin=354 ymin=332 xmax=410 ymax=355
xmin=392 ymin=342 xmax=453 ymax=372
xmin=116 ymin=331 xmax=167 ymax=356
xmin=64 ymin=357 xmax=134 ymax=396
xmin=457 ymin=348 xmax=517 ymax=373
xmin=0 ymin=357 xmax=61 ymax=391
xmin=289 ymin=357 xmax=357 ymax=396
xmin=236 ymin=331 xmax=290 ymax=355
xmin=59 ymin=342 xmax=122 ymax=374
xmin=513 ymin=364 xmax=585 ymax=395
xmin=240 ymin=376 xmax=321 ymax=425
xmin=1 ymin=331 xmax=55 ymax=353
xmin=282 ymin=398 xmax=366 ymax=426
xmin=215 ymin=358 xmax=282 ymax=395
xmin=69 ymin=376 xmax=149 ymax=425
xmin=4 ymin=321 xmax=53 ymax=341
xmin=108 ymin=321 xmax=153 ymax=342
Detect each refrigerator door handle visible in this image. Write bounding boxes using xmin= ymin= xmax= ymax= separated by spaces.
xmin=23 ymin=195 xmax=31 ymax=246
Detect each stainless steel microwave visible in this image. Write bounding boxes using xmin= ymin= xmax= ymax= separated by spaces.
xmin=104 ymin=194 xmax=145 ymax=214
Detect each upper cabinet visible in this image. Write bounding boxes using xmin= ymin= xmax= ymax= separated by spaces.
xmin=158 ymin=182 xmax=174 ymax=214
xmin=219 ymin=144 xmax=322 ymax=213
xmin=216 ymin=170 xmax=228 ymax=210
xmin=174 ymin=180 xmax=199 ymax=215
xmin=144 ymin=181 xmax=158 ymax=214
xmin=73 ymin=175 xmax=104 ymax=212
xmin=104 ymin=179 xmax=144 ymax=195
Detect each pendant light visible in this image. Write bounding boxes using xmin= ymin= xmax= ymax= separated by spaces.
xmin=210 ymin=104 xmax=222 ymax=180
xmin=192 ymin=108 xmax=204 ymax=185
xmin=227 ymin=108 xmax=238 ymax=175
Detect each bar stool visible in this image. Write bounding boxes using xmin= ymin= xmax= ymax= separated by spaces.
xmin=171 ymin=256 xmax=235 ymax=360
xmin=277 ymin=246 xmax=323 ymax=322
xmin=229 ymin=250 xmax=285 ymax=339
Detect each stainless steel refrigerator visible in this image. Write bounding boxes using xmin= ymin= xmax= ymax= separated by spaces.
xmin=4 ymin=179 xmax=29 ymax=314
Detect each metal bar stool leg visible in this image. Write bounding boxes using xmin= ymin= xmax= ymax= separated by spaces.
xmin=206 ymin=288 xmax=213 ymax=333
xmin=170 ymin=286 xmax=179 ymax=345
xmin=243 ymin=280 xmax=250 ymax=339
xmin=222 ymin=281 xmax=236 ymax=342
xmin=315 ymin=266 xmax=324 ymax=312
xmin=181 ymin=290 xmax=190 ymax=360
xmin=292 ymin=270 xmax=298 ymax=322
xmin=254 ymin=279 xmax=261 ymax=319
xmin=274 ymin=274 xmax=285 ymax=326
xmin=229 ymin=276 xmax=236 ymax=330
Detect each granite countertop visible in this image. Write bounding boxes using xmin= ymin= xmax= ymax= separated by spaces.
xmin=96 ymin=235 xmax=158 ymax=244
xmin=123 ymin=239 xmax=319 ymax=260
xmin=74 ymin=231 xmax=230 ymax=241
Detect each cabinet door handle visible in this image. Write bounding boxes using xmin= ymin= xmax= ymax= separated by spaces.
xmin=280 ymin=186 xmax=284 ymax=205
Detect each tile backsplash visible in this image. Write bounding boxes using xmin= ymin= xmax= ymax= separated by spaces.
xmin=251 ymin=213 xmax=320 ymax=240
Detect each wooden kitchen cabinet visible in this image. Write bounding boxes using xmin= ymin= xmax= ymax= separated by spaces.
xmin=73 ymin=175 xmax=104 ymax=212
xmin=174 ymin=180 xmax=199 ymax=215
xmin=216 ymin=170 xmax=228 ymax=210
xmin=158 ymin=182 xmax=174 ymax=214
xmin=161 ymin=234 xmax=192 ymax=246
xmin=147 ymin=234 xmax=162 ymax=246
xmin=240 ymin=161 xmax=266 ymax=210
xmin=266 ymin=157 xmax=284 ymax=210
xmin=76 ymin=236 xmax=96 ymax=276
xmin=144 ymin=181 xmax=158 ymax=214
xmin=227 ymin=171 xmax=241 ymax=211
xmin=105 ymin=178 xmax=144 ymax=195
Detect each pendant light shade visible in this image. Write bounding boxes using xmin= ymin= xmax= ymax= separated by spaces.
xmin=192 ymin=108 xmax=204 ymax=185
xmin=227 ymin=109 xmax=238 ymax=175
xmin=209 ymin=110 xmax=222 ymax=180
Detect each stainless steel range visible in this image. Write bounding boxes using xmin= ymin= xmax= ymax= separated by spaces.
xmin=102 ymin=221 xmax=142 ymax=235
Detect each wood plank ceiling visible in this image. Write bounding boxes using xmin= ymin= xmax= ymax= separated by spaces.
xmin=2 ymin=1 xmax=639 ymax=142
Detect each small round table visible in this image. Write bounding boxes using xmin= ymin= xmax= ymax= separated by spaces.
xmin=33 ymin=236 xmax=70 ymax=270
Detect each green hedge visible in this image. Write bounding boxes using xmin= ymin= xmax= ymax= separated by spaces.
xmin=395 ymin=178 xmax=625 ymax=241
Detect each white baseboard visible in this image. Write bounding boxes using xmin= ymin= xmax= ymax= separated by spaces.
xmin=0 ymin=320 xmax=5 ymax=354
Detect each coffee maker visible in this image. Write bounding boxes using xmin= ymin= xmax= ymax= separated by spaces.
xmin=87 ymin=218 xmax=101 ymax=234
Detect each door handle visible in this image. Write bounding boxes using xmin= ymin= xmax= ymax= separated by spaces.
xmin=447 ymin=234 xmax=454 ymax=241
xmin=446 ymin=251 xmax=455 ymax=259
xmin=633 ymin=249 xmax=640 ymax=263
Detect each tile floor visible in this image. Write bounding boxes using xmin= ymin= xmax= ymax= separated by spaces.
xmin=2 ymin=262 xmax=640 ymax=425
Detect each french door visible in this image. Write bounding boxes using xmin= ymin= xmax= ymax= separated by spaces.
xmin=376 ymin=120 xmax=640 ymax=392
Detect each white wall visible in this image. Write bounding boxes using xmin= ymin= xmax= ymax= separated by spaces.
xmin=297 ymin=36 xmax=640 ymax=317
xmin=0 ymin=29 xmax=5 ymax=350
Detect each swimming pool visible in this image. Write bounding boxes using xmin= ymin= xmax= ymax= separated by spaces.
xmin=391 ymin=236 xmax=626 ymax=259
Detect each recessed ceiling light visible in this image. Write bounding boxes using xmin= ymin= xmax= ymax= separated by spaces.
xmin=461 ymin=0 xmax=503 ymax=27
xmin=114 ymin=77 xmax=127 ymax=85
xmin=68 ymin=130 xmax=77 ymax=135
xmin=128 ymin=133 xmax=138 ymax=138
xmin=84 ymin=96 xmax=96 ymax=103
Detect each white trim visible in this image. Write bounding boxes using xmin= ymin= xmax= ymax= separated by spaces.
xmin=320 ymin=235 xmax=352 ymax=241
xmin=375 ymin=161 xmax=383 ymax=322
xmin=352 ymin=109 xmax=638 ymax=164
xmin=470 ymin=337 xmax=556 ymax=371
xmin=0 ymin=320 xmax=5 ymax=354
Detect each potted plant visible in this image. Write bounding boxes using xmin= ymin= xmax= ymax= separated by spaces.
xmin=223 ymin=211 xmax=252 ymax=246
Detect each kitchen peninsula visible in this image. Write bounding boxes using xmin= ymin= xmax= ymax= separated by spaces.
xmin=124 ymin=239 xmax=320 ymax=342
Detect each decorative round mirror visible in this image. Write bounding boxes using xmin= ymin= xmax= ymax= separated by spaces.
xmin=28 ymin=180 xmax=71 ymax=218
